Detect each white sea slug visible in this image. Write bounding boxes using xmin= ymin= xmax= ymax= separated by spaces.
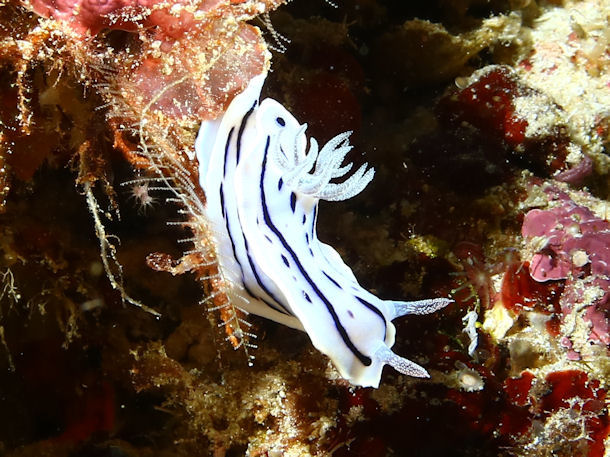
xmin=195 ymin=72 xmax=451 ymax=388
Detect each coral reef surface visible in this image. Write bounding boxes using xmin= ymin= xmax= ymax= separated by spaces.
xmin=0 ymin=0 xmax=608 ymax=456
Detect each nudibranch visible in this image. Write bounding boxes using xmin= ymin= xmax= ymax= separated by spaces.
xmin=195 ymin=72 xmax=451 ymax=388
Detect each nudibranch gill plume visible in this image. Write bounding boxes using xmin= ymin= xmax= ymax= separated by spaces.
xmin=195 ymin=72 xmax=451 ymax=388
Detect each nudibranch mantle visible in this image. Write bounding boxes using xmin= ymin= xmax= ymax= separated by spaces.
xmin=195 ymin=72 xmax=451 ymax=388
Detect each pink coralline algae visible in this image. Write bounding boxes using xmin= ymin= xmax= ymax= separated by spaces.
xmin=522 ymin=187 xmax=610 ymax=354
xmin=29 ymin=0 xmax=189 ymax=36
xmin=21 ymin=0 xmax=282 ymax=125
xmin=522 ymin=197 xmax=610 ymax=282
xmin=27 ymin=0 xmax=264 ymax=38
xmin=559 ymin=276 xmax=610 ymax=347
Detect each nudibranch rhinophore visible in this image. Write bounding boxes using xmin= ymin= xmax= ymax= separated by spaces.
xmin=195 ymin=72 xmax=451 ymax=388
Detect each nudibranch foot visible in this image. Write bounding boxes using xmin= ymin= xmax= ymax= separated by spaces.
xmin=195 ymin=71 xmax=451 ymax=388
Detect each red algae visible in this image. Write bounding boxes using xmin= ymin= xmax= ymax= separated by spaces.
xmin=437 ymin=65 xmax=588 ymax=181
xmin=439 ymin=67 xmax=528 ymax=147
xmin=537 ymin=370 xmax=609 ymax=457
xmin=499 ymin=261 xmax=564 ymax=315
xmin=408 ymin=63 xmax=596 ymax=198
xmin=542 ymin=370 xmax=597 ymax=411
xmin=504 ymin=371 xmax=535 ymax=407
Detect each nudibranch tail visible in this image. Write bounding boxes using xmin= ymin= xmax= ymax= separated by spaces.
xmin=195 ymin=70 xmax=451 ymax=388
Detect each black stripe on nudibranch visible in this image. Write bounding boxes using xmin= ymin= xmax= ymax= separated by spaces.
xmin=355 ymin=296 xmax=387 ymax=334
xmin=323 ymin=271 xmax=342 ymax=290
xmin=279 ymin=145 xmax=288 ymax=161
xmin=223 ymin=127 xmax=234 ymax=177
xmin=303 ymin=291 xmax=312 ymax=303
xmin=276 ymin=117 xmax=286 ymax=126
xmin=302 ymin=214 xmax=306 ymax=224
xmin=223 ymin=205 xmax=291 ymax=316
xmin=260 ymin=136 xmax=372 ymax=367
xmin=235 ymin=100 xmax=257 ymax=164
xmin=220 ymin=184 xmax=239 ymax=263
xmin=220 ymin=184 xmax=267 ymax=317
xmin=281 ymin=254 xmax=289 ymax=267
xmin=219 ymin=183 xmax=226 ymax=218
xmin=219 ymin=116 xmax=291 ymax=317
xmin=242 ymin=235 xmax=291 ymax=315
xmin=290 ymin=192 xmax=297 ymax=213
xmin=278 ymin=178 xmax=283 ymax=191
